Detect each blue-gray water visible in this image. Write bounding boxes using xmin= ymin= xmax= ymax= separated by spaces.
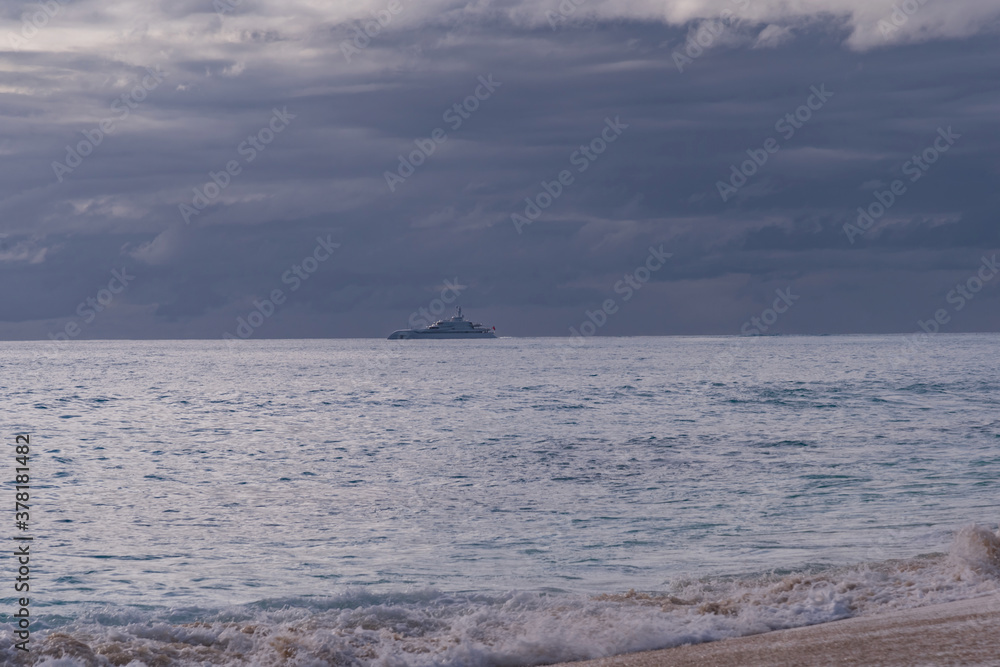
xmin=2 ymin=335 xmax=999 ymax=665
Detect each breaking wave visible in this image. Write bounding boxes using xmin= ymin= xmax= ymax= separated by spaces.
xmin=2 ymin=524 xmax=998 ymax=666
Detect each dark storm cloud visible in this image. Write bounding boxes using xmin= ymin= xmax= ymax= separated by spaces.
xmin=0 ymin=0 xmax=998 ymax=338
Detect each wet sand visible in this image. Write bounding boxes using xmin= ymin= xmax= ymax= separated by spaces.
xmin=552 ymin=593 xmax=1000 ymax=667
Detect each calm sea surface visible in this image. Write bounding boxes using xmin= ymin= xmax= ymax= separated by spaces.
xmin=1 ymin=335 xmax=999 ymax=665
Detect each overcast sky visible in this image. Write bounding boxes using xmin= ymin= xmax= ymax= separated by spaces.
xmin=1 ymin=0 xmax=998 ymax=339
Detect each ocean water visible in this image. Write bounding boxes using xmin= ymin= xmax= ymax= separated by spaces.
xmin=1 ymin=335 xmax=999 ymax=665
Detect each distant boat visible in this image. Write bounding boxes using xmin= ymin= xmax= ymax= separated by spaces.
xmin=388 ymin=307 xmax=497 ymax=339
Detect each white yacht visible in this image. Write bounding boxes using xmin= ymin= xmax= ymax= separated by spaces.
xmin=388 ymin=307 xmax=497 ymax=339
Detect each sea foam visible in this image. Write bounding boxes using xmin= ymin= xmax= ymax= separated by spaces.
xmin=3 ymin=525 xmax=998 ymax=667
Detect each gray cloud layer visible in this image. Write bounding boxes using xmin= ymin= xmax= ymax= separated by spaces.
xmin=1 ymin=0 xmax=998 ymax=339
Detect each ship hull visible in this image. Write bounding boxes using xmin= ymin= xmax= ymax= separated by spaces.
xmin=387 ymin=330 xmax=497 ymax=339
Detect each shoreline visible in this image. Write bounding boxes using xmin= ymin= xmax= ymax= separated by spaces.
xmin=550 ymin=593 xmax=1000 ymax=666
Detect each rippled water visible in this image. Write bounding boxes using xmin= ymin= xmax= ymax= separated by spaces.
xmin=1 ymin=335 xmax=998 ymax=664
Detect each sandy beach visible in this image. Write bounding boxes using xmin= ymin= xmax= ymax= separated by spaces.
xmin=553 ymin=594 xmax=1000 ymax=667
